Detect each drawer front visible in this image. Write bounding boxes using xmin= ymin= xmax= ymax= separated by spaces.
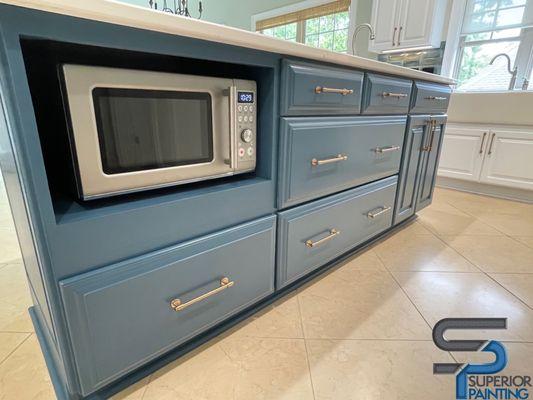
xmin=279 ymin=116 xmax=406 ymax=208
xmin=410 ymin=81 xmax=451 ymax=114
xmin=281 ymin=60 xmax=363 ymax=116
xmin=362 ymin=74 xmax=413 ymax=115
xmin=60 ymin=216 xmax=276 ymax=395
xmin=277 ymin=177 xmax=397 ymax=289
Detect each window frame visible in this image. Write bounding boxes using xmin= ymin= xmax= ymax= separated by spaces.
xmin=252 ymin=0 xmax=355 ymax=54
xmin=442 ymin=0 xmax=533 ymax=91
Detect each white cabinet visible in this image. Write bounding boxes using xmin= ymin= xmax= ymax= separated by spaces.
xmin=369 ymin=0 xmax=447 ymax=53
xmin=480 ymin=129 xmax=533 ymax=190
xmin=438 ymin=126 xmax=488 ymax=181
xmin=438 ymin=123 xmax=533 ymax=191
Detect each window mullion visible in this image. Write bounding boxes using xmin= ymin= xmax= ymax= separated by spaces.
xmin=297 ymin=20 xmax=306 ymax=44
xmin=514 ymin=27 xmax=533 ymax=89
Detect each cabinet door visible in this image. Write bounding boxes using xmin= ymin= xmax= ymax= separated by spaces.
xmin=480 ymin=128 xmax=533 ymax=190
xmin=394 ymin=115 xmax=429 ymax=224
xmin=438 ymin=125 xmax=488 ymax=182
xmin=397 ymin=0 xmax=436 ymax=48
xmin=369 ymin=0 xmax=402 ymax=52
xmin=416 ymin=116 xmax=447 ymax=211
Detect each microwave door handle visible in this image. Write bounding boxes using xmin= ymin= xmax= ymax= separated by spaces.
xmin=228 ymin=86 xmax=237 ymax=170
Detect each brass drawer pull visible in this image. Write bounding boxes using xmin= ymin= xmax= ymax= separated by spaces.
xmin=479 ymin=132 xmax=487 ymax=154
xmin=425 ymin=96 xmax=448 ymax=101
xmin=374 ymin=145 xmax=401 ymax=153
xmin=311 ymin=154 xmax=348 ymax=166
xmin=367 ymin=206 xmax=392 ymax=219
xmin=381 ymin=92 xmax=408 ymax=99
xmin=170 ymin=277 xmax=235 ymax=312
xmin=488 ymin=132 xmax=496 ymax=155
xmin=315 ymin=86 xmax=354 ymax=96
xmin=306 ymin=229 xmax=340 ymax=248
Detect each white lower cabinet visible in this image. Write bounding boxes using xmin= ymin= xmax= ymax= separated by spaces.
xmin=480 ymin=129 xmax=533 ymax=190
xmin=438 ymin=123 xmax=533 ymax=191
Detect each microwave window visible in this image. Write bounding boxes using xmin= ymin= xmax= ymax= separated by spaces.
xmin=92 ymin=88 xmax=213 ymax=175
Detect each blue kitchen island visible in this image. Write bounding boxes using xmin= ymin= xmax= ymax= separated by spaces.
xmin=0 ymin=1 xmax=452 ymax=398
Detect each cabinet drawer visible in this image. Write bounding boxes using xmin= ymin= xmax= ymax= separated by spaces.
xmin=60 ymin=216 xmax=276 ymax=395
xmin=362 ymin=73 xmax=412 ymax=114
xmin=281 ymin=60 xmax=363 ymax=116
xmin=279 ymin=116 xmax=406 ymax=208
xmin=410 ymin=81 xmax=451 ymax=114
xmin=277 ymin=177 xmax=397 ymax=289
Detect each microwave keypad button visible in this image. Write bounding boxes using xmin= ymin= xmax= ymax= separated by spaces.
xmin=238 ymin=105 xmax=243 ymax=112
xmin=238 ymin=148 xmax=245 ymax=157
xmin=244 ymin=106 xmax=248 ymax=112
xmin=241 ymin=129 xmax=253 ymax=143
xmin=244 ymin=116 xmax=248 ymax=122
xmin=249 ymin=116 xmax=254 ymax=122
xmin=249 ymin=106 xmax=254 ymax=113
xmin=238 ymin=116 xmax=243 ymax=122
xmin=247 ymin=147 xmax=254 ymax=156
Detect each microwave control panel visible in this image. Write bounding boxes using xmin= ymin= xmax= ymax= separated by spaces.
xmin=234 ymin=82 xmax=257 ymax=171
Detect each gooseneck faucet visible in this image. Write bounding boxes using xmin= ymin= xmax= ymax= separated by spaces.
xmin=489 ymin=53 xmax=518 ymax=91
xmin=352 ymin=23 xmax=376 ymax=56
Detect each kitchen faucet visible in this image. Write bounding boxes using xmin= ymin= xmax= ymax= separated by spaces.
xmin=489 ymin=53 xmax=518 ymax=91
xmin=352 ymin=23 xmax=376 ymax=56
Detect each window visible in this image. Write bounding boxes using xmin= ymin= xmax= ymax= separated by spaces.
xmin=255 ymin=0 xmax=351 ymax=53
xmin=452 ymin=0 xmax=533 ymax=91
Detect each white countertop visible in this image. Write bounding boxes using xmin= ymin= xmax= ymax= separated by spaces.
xmin=1 ymin=0 xmax=454 ymax=85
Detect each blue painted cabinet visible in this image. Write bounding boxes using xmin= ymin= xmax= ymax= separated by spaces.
xmin=361 ymin=73 xmax=412 ymax=115
xmin=277 ymin=177 xmax=397 ymax=288
xmin=410 ymin=82 xmax=451 ymax=114
xmin=394 ymin=115 xmax=447 ymax=224
xmin=278 ymin=116 xmax=406 ymax=208
xmin=60 ymin=216 xmax=276 ymax=395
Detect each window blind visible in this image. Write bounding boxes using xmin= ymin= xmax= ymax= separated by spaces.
xmin=255 ymin=0 xmax=351 ymax=31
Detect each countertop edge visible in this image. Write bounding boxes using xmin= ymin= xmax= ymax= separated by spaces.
xmin=1 ymin=0 xmax=455 ymax=85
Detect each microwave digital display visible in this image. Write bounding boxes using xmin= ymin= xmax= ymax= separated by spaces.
xmin=238 ymin=91 xmax=254 ymax=103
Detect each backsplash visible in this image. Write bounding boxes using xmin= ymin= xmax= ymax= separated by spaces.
xmin=377 ymin=42 xmax=445 ymax=75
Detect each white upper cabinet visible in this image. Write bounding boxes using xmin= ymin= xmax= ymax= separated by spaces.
xmin=480 ymin=129 xmax=533 ymax=191
xmin=438 ymin=125 xmax=488 ymax=182
xmin=369 ymin=0 xmax=447 ymax=53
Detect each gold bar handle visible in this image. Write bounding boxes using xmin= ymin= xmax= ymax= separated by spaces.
xmin=315 ymin=86 xmax=354 ymax=96
xmin=425 ymin=96 xmax=448 ymax=101
xmin=367 ymin=206 xmax=392 ymax=219
xmin=488 ymin=132 xmax=496 ymax=155
xmin=311 ymin=154 xmax=348 ymax=166
xmin=374 ymin=145 xmax=401 ymax=153
xmin=306 ymin=229 xmax=340 ymax=248
xmin=170 ymin=277 xmax=235 ymax=312
xmin=381 ymin=92 xmax=409 ymax=99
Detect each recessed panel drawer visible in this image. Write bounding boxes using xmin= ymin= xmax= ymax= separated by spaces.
xmin=60 ymin=216 xmax=276 ymax=395
xmin=281 ymin=60 xmax=363 ymax=116
xmin=362 ymin=74 xmax=413 ymax=114
xmin=277 ymin=177 xmax=397 ymax=289
xmin=410 ymin=81 xmax=451 ymax=114
xmin=279 ymin=116 xmax=407 ymax=208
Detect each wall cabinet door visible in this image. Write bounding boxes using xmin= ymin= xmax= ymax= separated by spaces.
xmin=438 ymin=125 xmax=488 ymax=182
xmin=480 ymin=128 xmax=533 ymax=190
xmin=369 ymin=0 xmax=402 ymax=53
xmin=394 ymin=115 xmax=428 ymax=224
xmin=416 ymin=116 xmax=447 ymax=211
xmin=397 ymin=0 xmax=437 ymax=49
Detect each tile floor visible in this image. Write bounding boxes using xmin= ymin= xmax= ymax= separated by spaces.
xmin=0 ymin=174 xmax=532 ymax=399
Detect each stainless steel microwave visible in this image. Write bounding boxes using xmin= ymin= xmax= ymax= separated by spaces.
xmin=61 ymin=64 xmax=257 ymax=200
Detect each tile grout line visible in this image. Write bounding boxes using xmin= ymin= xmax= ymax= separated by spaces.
xmin=296 ymin=293 xmax=318 ymax=400
xmin=139 ymin=373 xmax=153 ymax=400
xmin=427 ymin=198 xmax=533 ymax=311
xmin=0 ymin=332 xmax=32 ymax=366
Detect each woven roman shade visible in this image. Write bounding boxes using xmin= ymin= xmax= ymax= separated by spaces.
xmin=255 ymin=0 xmax=351 ymax=31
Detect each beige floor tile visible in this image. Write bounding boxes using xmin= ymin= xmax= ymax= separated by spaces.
xmin=396 ymin=220 xmax=435 ymax=235
xmin=0 ymin=227 xmax=22 ymax=264
xmin=514 ymin=236 xmax=533 ymax=249
xmin=228 ymin=293 xmax=303 ymax=339
xmin=0 ymin=334 xmax=55 ymax=400
xmin=143 ymin=336 xmax=314 ymax=400
xmin=417 ymin=201 xmax=503 ymax=236
xmin=307 ymin=339 xmax=455 ymax=400
xmin=477 ymin=213 xmax=533 ymax=236
xmin=298 ymin=269 xmax=431 ymax=340
xmin=333 ymin=249 xmax=387 ymax=273
xmin=393 ymin=272 xmax=533 ymax=342
xmin=373 ymin=230 xmax=479 ymax=272
xmin=489 ymin=273 xmax=533 ymax=308
xmin=112 ymin=376 xmax=151 ymax=400
xmin=0 ymin=299 xmax=34 ymax=333
xmin=442 ymin=235 xmax=533 ymax=274
xmin=0 ymin=263 xmax=33 ymax=333
xmin=0 ymin=332 xmax=30 ymax=363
